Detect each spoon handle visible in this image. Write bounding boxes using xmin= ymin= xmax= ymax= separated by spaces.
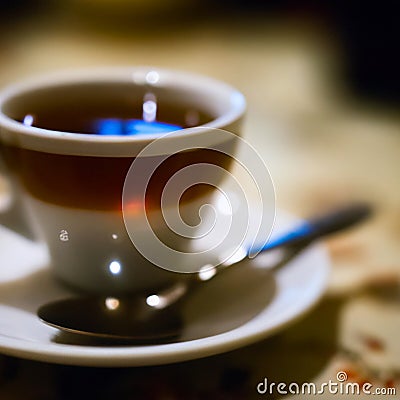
xmin=253 ymin=203 xmax=372 ymax=253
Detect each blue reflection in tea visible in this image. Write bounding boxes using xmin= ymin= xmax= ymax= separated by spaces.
xmin=95 ymin=119 xmax=182 ymax=136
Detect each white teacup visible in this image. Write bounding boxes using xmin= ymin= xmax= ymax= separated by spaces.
xmin=0 ymin=67 xmax=246 ymax=294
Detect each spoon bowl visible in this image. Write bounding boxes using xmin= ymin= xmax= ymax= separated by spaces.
xmin=39 ymin=258 xmax=278 ymax=345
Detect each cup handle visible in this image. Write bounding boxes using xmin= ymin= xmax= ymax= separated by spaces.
xmin=0 ymin=149 xmax=36 ymax=240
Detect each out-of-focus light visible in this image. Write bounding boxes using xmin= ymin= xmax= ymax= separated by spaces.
xmin=23 ymin=114 xmax=34 ymax=126
xmin=146 ymin=294 xmax=161 ymax=307
xmin=109 ymin=260 xmax=122 ymax=275
xmin=111 ymin=234 xmax=118 ymax=240
xmin=105 ymin=297 xmax=120 ymax=310
xmin=198 ymin=264 xmax=217 ymax=281
xmin=142 ymin=100 xmax=157 ymax=122
xmin=145 ymin=71 xmax=160 ymax=85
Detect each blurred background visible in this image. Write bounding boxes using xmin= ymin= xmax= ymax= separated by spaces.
xmin=1 ymin=0 xmax=400 ymax=102
xmin=0 ymin=1 xmax=399 ymax=398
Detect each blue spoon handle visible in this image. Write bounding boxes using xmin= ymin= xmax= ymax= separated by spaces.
xmin=254 ymin=203 xmax=372 ymax=253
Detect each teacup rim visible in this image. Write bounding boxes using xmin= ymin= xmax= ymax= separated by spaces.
xmin=0 ymin=66 xmax=246 ymax=157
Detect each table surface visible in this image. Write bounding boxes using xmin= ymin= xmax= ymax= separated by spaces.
xmin=0 ymin=9 xmax=399 ymax=399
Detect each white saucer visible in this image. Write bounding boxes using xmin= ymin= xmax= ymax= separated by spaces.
xmin=0 ymin=211 xmax=330 ymax=367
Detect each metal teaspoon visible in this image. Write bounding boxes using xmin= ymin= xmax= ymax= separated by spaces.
xmin=37 ymin=203 xmax=371 ymax=344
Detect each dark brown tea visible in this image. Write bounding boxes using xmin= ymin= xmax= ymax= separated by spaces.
xmin=9 ymin=82 xmax=213 ymax=135
xmin=3 ymin=144 xmax=235 ymax=211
